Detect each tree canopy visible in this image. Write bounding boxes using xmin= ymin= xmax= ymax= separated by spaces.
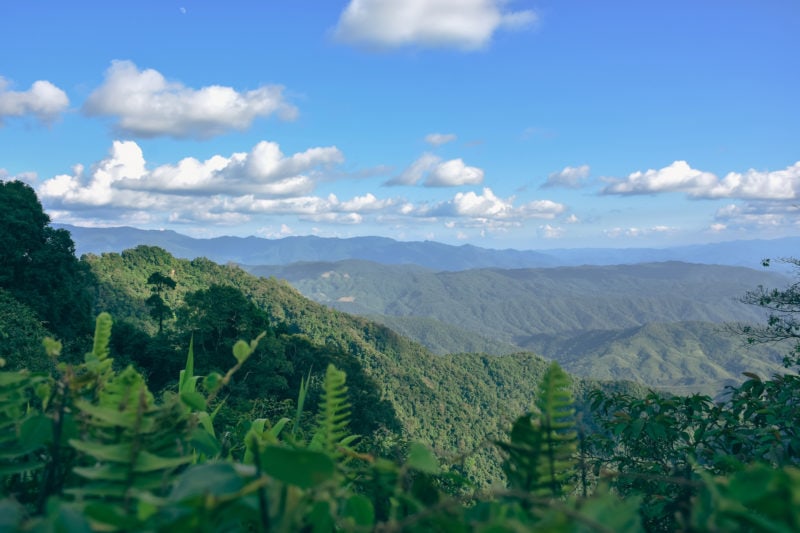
xmin=0 ymin=180 xmax=95 ymax=348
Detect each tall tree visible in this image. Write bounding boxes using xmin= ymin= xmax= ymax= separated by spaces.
xmin=741 ymin=258 xmax=800 ymax=368
xmin=146 ymin=271 xmax=176 ymax=334
xmin=0 ymin=180 xmax=95 ymax=345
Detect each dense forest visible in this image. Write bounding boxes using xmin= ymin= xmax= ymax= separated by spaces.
xmin=2 ymin=180 xmax=799 ymax=531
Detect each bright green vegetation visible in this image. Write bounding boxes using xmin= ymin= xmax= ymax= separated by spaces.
xmin=2 ymin=313 xmax=799 ymax=531
xmin=249 ymin=260 xmax=788 ymax=392
xmin=3 ymin=181 xmax=800 ymax=530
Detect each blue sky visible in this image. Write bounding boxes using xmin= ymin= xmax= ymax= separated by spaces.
xmin=1 ymin=0 xmax=798 ymax=249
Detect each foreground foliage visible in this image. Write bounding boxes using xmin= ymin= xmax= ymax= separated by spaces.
xmin=2 ymin=314 xmax=800 ymax=532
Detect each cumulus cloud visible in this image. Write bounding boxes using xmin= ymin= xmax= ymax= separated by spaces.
xmin=0 ymin=77 xmax=69 ymax=125
xmin=34 ymin=140 xmax=419 ymax=230
xmin=39 ymin=140 xmax=343 ymax=205
xmin=713 ymin=201 xmax=800 ymax=230
xmin=426 ymin=158 xmax=484 ymax=187
xmin=705 ymin=162 xmax=800 ymax=200
xmin=387 ymin=153 xmax=441 ymax=186
xmin=334 ymin=0 xmax=536 ymax=50
xmin=387 ymin=153 xmax=484 ymax=187
xmin=539 ymin=224 xmax=564 ymax=238
xmin=83 ymin=60 xmax=297 ymax=138
xmin=427 ymin=187 xmax=565 ymax=221
xmin=602 ymin=160 xmax=800 ymax=200
xmin=602 ymin=161 xmax=717 ymax=196
xmin=425 ymin=132 xmax=456 ymax=146
xmin=542 ymin=164 xmax=590 ymax=189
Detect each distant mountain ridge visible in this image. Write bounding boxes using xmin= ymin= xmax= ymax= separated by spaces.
xmin=59 ymin=224 xmax=798 ymax=271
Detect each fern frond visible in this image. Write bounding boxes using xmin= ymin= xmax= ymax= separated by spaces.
xmin=499 ymin=362 xmax=577 ymax=499
xmin=90 ymin=312 xmax=113 ymax=362
xmin=535 ymin=362 xmax=577 ymax=497
xmin=83 ymin=313 xmax=114 ymax=381
xmin=313 ymin=364 xmax=356 ymax=459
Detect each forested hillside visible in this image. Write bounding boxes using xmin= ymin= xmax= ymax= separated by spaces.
xmin=84 ymin=245 xmax=648 ymax=484
xmin=248 ymin=260 xmax=788 ymax=392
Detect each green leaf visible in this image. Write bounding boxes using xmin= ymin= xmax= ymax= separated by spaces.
xmin=261 ymin=446 xmax=336 ymax=488
xmin=69 ymin=439 xmax=132 ymax=462
xmin=19 ymin=414 xmax=52 ymax=451
xmin=232 ymin=340 xmax=252 ymax=364
xmin=630 ymin=417 xmax=645 ymax=439
xmin=133 ymin=450 xmax=192 ymax=473
xmin=343 ymin=494 xmax=375 ymax=527
xmin=180 ymin=390 xmax=207 ymax=412
xmin=190 ymin=427 xmax=221 ymax=457
xmin=169 ymin=463 xmax=245 ymax=502
xmin=407 ymin=442 xmax=440 ymax=474
xmin=308 ymin=501 xmax=334 ymax=533
xmin=203 ymin=372 xmax=222 ymax=392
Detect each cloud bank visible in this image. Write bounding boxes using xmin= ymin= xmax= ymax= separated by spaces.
xmin=602 ymin=160 xmax=800 ymax=200
xmin=36 ymin=141 xmax=566 ymax=236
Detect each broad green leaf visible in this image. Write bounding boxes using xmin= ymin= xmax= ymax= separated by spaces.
xmin=343 ymin=494 xmax=375 ymax=527
xmin=180 ymin=390 xmax=206 ymax=412
xmin=261 ymin=446 xmax=336 ymax=488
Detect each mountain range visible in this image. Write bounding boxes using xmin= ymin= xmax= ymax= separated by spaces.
xmin=63 ymin=224 xmax=796 ymax=394
xmin=59 ymin=224 xmax=798 ymax=272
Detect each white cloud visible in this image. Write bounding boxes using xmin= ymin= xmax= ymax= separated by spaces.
xmin=539 ymin=224 xmax=564 ymax=238
xmin=40 ymin=141 xmax=344 ymax=206
xmin=604 ymin=225 xmax=677 ymax=239
xmin=565 ymin=214 xmax=580 ymax=224
xmin=542 ymin=164 xmax=590 ymax=189
xmin=83 ymin=60 xmax=297 ymax=138
xmin=388 ymin=153 xmax=484 ymax=187
xmin=0 ymin=77 xmax=69 ymax=125
xmin=426 ymin=158 xmax=484 ymax=187
xmin=705 ymin=162 xmax=800 ymax=200
xmin=602 ymin=161 xmax=717 ymax=196
xmin=387 ymin=153 xmax=440 ymax=186
xmin=334 ymin=0 xmax=536 ymax=50
xmin=429 ymin=187 xmax=566 ymax=221
xmin=713 ymin=201 xmax=800 ymax=230
xmin=425 ymin=132 xmax=456 ymax=146
xmin=338 ymin=192 xmax=395 ymax=211
xmin=602 ymin=160 xmax=800 ymax=201
xmin=0 ymin=168 xmax=38 ymax=184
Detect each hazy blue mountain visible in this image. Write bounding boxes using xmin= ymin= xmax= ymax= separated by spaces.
xmin=59 ymin=224 xmax=799 ymax=272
